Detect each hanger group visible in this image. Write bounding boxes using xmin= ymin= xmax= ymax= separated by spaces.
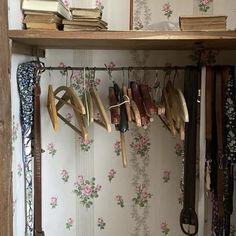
xmin=47 ymin=68 xmax=111 ymax=143
xmin=46 ymin=66 xmax=189 ymax=168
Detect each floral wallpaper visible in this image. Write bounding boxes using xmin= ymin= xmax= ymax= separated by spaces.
xmin=10 ymin=0 xmax=236 ymax=236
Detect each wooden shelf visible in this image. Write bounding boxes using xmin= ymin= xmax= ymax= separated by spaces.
xmin=8 ymin=30 xmax=236 ymax=51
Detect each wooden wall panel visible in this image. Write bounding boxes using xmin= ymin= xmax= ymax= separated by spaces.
xmin=0 ymin=0 xmax=13 ymax=234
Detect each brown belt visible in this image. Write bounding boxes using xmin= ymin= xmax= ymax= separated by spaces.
xmin=33 ymin=83 xmax=45 ymax=236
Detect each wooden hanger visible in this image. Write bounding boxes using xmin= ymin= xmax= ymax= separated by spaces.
xmin=176 ymin=88 xmax=189 ymax=123
xmin=53 ymin=85 xmax=88 ymax=141
xmin=122 ymin=84 xmax=132 ymax=122
xmin=90 ymin=86 xmax=111 ymax=132
xmin=87 ymin=90 xmax=94 ymax=124
xmin=54 ymin=86 xmax=85 ymax=114
xmin=127 ymin=88 xmax=141 ymax=127
xmin=47 ymin=84 xmax=59 ymax=131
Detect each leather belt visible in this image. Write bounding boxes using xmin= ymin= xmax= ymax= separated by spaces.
xmin=33 ymin=83 xmax=45 ymax=236
xmin=215 ymin=68 xmax=224 ymax=218
xmin=180 ymin=67 xmax=199 ymax=236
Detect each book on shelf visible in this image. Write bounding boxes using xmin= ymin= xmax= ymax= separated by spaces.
xmin=179 ymin=15 xmax=227 ymax=23
xmin=23 ymin=13 xmax=62 ymax=24
xmin=22 ymin=0 xmax=72 ymax=19
xmin=63 ymin=19 xmax=107 ymax=27
xmin=70 ymin=7 xmax=102 ymax=19
xmin=179 ymin=15 xmax=227 ymax=31
xmin=24 ymin=22 xmax=61 ymax=30
xmin=63 ymin=24 xmax=107 ymax=31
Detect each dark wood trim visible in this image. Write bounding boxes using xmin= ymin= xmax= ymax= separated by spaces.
xmin=0 ymin=0 xmax=13 ymax=234
xmin=129 ymin=0 xmax=133 ymax=30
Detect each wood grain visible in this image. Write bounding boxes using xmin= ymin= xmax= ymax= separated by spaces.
xmin=8 ymin=30 xmax=236 ymax=50
xmin=0 ymin=0 xmax=12 ymax=234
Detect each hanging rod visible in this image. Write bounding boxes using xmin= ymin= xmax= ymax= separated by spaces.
xmin=38 ymin=65 xmax=191 ymax=72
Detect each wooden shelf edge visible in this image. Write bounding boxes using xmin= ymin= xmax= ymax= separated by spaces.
xmin=8 ymin=30 xmax=236 ymax=50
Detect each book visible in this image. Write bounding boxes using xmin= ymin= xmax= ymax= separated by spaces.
xmin=179 ymin=15 xmax=227 ymax=31
xmin=24 ymin=22 xmax=60 ymax=30
xmin=70 ymin=8 xmax=102 ymax=19
xmin=22 ymin=0 xmax=71 ymax=19
xmin=24 ymin=14 xmax=62 ymax=24
xmin=63 ymin=24 xmax=107 ymax=31
xmin=179 ymin=15 xmax=227 ymax=24
xmin=63 ymin=19 xmax=107 ymax=27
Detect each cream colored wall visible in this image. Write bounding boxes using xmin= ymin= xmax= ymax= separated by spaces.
xmin=10 ymin=1 xmax=236 ymax=236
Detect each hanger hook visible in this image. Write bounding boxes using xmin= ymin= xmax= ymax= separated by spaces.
xmin=67 ymin=66 xmax=74 ymax=87
xmin=122 ymin=67 xmax=125 ymax=84
xmin=105 ymin=63 xmax=112 ymax=81
xmin=64 ymin=66 xmax=69 ymax=87
xmin=173 ymin=67 xmax=178 ymax=87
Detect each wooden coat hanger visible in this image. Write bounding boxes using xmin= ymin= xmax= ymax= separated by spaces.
xmin=47 ymin=84 xmax=59 ymax=131
xmin=89 ymin=69 xmax=111 ymax=132
xmin=53 ymin=85 xmax=88 ymax=141
xmin=90 ymin=86 xmax=111 ymax=132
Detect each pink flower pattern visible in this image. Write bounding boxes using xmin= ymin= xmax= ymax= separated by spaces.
xmin=47 ymin=143 xmax=57 ymax=157
xmin=97 ymin=217 xmax=106 ymax=230
xmin=96 ymin=0 xmax=104 ymax=11
xmin=50 ymin=197 xmax=58 ymax=209
xmin=161 ymin=222 xmax=170 ymax=235
xmin=132 ymin=184 xmax=152 ymax=207
xmin=79 ymin=137 xmax=94 ymax=152
xmin=114 ymin=141 xmax=121 ymax=156
xmin=73 ymin=176 xmax=101 ymax=208
xmin=162 ymin=3 xmax=173 ymax=19
xmin=162 ymin=171 xmax=170 ymax=183
xmin=66 ymin=218 xmax=73 ymax=230
xmin=108 ymin=169 xmax=116 ymax=182
xmin=61 ymin=169 xmax=69 ymax=183
xmin=130 ymin=133 xmax=151 ymax=157
xmin=72 ymin=70 xmax=101 ymax=96
xmin=199 ymin=0 xmax=213 ymax=12
xmin=175 ymin=143 xmax=183 ymax=157
xmin=116 ymin=195 xmax=125 ymax=208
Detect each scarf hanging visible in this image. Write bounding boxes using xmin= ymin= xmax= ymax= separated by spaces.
xmin=17 ymin=61 xmax=41 ymax=236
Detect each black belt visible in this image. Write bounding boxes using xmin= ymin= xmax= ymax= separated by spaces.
xmin=180 ymin=67 xmax=199 ymax=236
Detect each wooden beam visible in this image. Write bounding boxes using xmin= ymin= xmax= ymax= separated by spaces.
xmin=8 ymin=30 xmax=236 ymax=50
xmin=0 ymin=0 xmax=13 ymax=235
xmin=12 ymin=41 xmax=45 ymax=57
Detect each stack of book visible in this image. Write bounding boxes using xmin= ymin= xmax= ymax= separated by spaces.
xmin=179 ymin=15 xmax=227 ymax=31
xmin=22 ymin=0 xmax=71 ymax=30
xmin=63 ymin=8 xmax=108 ymax=31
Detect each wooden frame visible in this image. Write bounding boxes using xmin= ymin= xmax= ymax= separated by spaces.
xmin=129 ymin=0 xmax=133 ymax=30
xmin=0 ymin=0 xmax=13 ymax=234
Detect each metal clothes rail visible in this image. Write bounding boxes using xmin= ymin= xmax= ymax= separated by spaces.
xmin=37 ymin=65 xmax=192 ymax=72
